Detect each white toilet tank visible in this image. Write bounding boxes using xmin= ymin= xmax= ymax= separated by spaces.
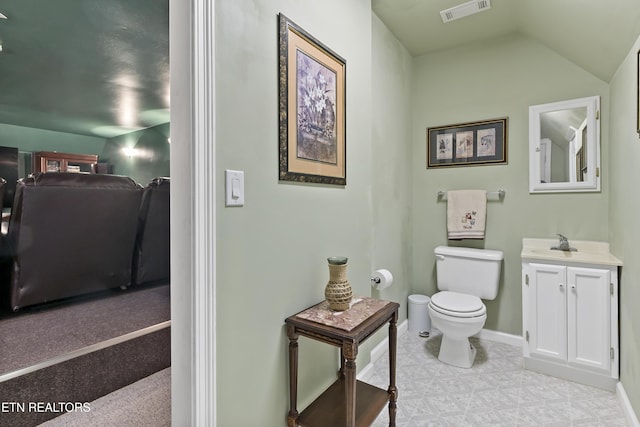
xmin=434 ymin=246 xmax=504 ymax=300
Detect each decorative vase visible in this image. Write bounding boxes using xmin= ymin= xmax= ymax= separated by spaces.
xmin=324 ymin=256 xmax=352 ymax=311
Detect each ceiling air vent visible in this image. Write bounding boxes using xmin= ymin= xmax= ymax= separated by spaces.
xmin=440 ymin=0 xmax=491 ymax=23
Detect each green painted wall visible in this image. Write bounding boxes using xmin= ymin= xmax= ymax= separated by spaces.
xmin=368 ymin=13 xmax=414 ymax=346
xmin=100 ymin=123 xmax=170 ymax=185
xmin=0 ymin=122 xmax=170 ymax=186
xmin=214 ymin=3 xmax=640 ymax=423
xmin=0 ymin=124 xmax=106 ymax=178
xmin=215 ymin=1 xmax=374 ymax=425
xmin=410 ymin=34 xmax=610 ymax=334
xmin=0 ymin=123 xmax=106 ymax=160
xmin=609 ymin=33 xmax=640 ymax=420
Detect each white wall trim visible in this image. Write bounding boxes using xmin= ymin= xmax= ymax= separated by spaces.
xmin=357 ymin=319 xmax=407 ymax=382
xmin=474 ymin=328 xmax=523 ymax=347
xmin=191 ymin=0 xmax=217 ymax=425
xmin=170 ymin=0 xmax=216 ymax=425
xmin=617 ymin=382 xmax=640 ymax=427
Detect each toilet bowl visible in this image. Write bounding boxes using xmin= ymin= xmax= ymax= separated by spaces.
xmin=429 ymin=246 xmax=503 ymax=368
xmin=428 ymin=291 xmax=487 ymax=368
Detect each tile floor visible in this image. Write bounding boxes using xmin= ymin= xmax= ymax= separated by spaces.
xmin=366 ymin=330 xmax=628 ymax=426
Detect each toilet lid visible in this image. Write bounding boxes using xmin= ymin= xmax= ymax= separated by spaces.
xmin=430 ymin=291 xmax=485 ymax=317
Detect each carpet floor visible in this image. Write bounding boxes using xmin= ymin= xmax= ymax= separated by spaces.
xmin=0 ymin=283 xmax=170 ymax=376
xmin=40 ymin=368 xmax=171 ymax=427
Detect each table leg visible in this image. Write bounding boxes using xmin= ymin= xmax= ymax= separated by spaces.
xmin=388 ymin=312 xmax=398 ymax=427
xmin=343 ymin=341 xmax=358 ymax=427
xmin=286 ymin=325 xmax=299 ymax=427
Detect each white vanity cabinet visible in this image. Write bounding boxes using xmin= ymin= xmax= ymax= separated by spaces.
xmin=521 ymin=238 xmax=622 ymax=391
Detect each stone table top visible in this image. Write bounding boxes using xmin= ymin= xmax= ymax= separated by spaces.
xmin=295 ymin=297 xmax=393 ymax=331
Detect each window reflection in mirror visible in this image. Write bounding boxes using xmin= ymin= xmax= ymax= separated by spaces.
xmin=529 ymin=96 xmax=600 ymax=193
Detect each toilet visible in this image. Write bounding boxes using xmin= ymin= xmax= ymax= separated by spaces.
xmin=428 ymin=245 xmax=503 ymax=368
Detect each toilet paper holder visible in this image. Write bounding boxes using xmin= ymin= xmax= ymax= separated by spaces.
xmin=370 ymin=269 xmax=393 ymax=290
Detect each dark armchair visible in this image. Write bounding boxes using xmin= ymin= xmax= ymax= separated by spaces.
xmin=7 ymin=172 xmax=143 ymax=311
xmin=132 ymin=177 xmax=170 ymax=286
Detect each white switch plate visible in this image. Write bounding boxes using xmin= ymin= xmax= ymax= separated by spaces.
xmin=225 ymin=169 xmax=244 ymax=206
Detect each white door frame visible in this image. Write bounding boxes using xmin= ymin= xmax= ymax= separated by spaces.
xmin=170 ymin=0 xmax=217 ymax=425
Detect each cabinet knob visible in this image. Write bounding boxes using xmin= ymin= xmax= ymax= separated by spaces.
xmin=571 ymin=284 xmax=576 ymax=290
xmin=559 ymin=283 xmax=564 ymax=289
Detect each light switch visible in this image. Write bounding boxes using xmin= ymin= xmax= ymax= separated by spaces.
xmin=231 ymin=178 xmax=240 ymax=198
xmin=225 ymin=169 xmax=244 ymax=206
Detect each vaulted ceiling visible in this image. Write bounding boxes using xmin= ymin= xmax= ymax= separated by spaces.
xmin=0 ymin=0 xmax=168 ymax=138
xmin=373 ymin=0 xmax=640 ymax=83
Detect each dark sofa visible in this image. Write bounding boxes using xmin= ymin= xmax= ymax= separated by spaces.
xmin=7 ymin=173 xmax=144 ymax=311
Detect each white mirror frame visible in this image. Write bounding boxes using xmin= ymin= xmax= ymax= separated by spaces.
xmin=529 ymin=96 xmax=600 ymax=193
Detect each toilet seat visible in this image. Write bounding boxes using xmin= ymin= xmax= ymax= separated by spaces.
xmin=429 ymin=291 xmax=486 ymax=318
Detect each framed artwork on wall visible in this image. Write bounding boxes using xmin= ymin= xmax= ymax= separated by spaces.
xmin=427 ymin=117 xmax=508 ymax=168
xmin=278 ymin=13 xmax=347 ymax=185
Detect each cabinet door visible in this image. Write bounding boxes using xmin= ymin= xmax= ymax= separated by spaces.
xmin=567 ymin=267 xmax=611 ymax=374
xmin=45 ymin=159 xmax=61 ymax=172
xmin=526 ymin=263 xmax=566 ymax=361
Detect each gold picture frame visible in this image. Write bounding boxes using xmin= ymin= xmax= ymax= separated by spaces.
xmin=427 ymin=117 xmax=508 ymax=168
xmin=278 ymin=14 xmax=346 ymax=185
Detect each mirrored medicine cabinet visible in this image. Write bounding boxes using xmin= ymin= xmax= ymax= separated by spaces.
xmin=529 ymin=96 xmax=600 ymax=193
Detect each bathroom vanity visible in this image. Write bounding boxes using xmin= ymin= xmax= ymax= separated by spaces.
xmin=521 ymin=238 xmax=622 ymax=391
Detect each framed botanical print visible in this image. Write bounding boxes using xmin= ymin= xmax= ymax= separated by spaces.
xmin=278 ymin=14 xmax=346 ymax=185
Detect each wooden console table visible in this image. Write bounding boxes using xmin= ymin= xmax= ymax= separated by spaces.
xmin=285 ymin=297 xmax=399 ymax=427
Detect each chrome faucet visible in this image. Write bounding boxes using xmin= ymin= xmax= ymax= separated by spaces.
xmin=557 ymin=234 xmax=570 ymax=250
xmin=551 ymin=234 xmax=576 ymax=251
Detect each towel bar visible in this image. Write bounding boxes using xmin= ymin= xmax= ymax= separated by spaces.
xmin=437 ymin=189 xmax=505 ymax=198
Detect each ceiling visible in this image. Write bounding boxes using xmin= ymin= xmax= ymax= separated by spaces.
xmin=373 ymin=0 xmax=640 ymax=83
xmin=0 ymin=1 xmax=638 ymax=140
xmin=0 ymin=0 xmax=169 ymax=138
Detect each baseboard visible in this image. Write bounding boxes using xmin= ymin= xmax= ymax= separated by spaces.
xmin=617 ymin=382 xmax=640 ymax=427
xmin=370 ymin=319 xmax=408 ymax=362
xmin=474 ymin=328 xmax=523 ymax=347
xmin=524 ymin=356 xmax=617 ymax=392
xmin=357 ymin=319 xmax=407 ymax=381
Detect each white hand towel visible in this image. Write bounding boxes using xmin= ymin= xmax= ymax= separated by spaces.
xmin=447 ymin=190 xmax=487 ymax=239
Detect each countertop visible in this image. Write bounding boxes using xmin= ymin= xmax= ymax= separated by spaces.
xmin=521 ymin=238 xmax=623 ymax=266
